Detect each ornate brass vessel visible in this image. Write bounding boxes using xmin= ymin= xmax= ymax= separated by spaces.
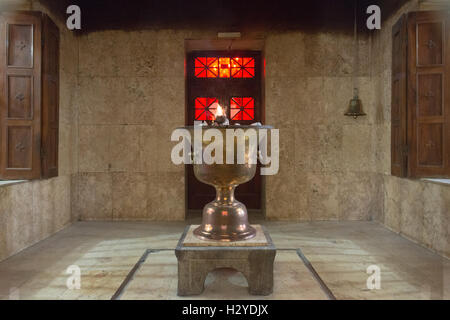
xmin=186 ymin=125 xmax=270 ymax=242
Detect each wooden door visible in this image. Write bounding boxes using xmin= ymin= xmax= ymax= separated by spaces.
xmin=0 ymin=12 xmax=42 ymax=180
xmin=186 ymin=51 xmax=263 ymax=211
xmin=41 ymin=14 xmax=59 ymax=178
xmin=391 ymin=14 xmax=408 ymax=177
xmin=407 ymin=11 xmax=450 ymax=177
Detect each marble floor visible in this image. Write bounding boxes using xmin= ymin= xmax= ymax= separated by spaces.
xmin=0 ymin=219 xmax=448 ymax=300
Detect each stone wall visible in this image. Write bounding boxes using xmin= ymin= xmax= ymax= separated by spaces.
xmin=372 ymin=0 xmax=449 ymax=258
xmin=0 ymin=0 xmax=79 ymax=261
xmin=72 ymin=29 xmax=200 ymax=220
xmin=70 ymin=22 xmax=386 ymax=222
xmin=264 ymin=30 xmax=384 ymax=221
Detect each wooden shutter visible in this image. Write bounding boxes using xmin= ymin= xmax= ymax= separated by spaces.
xmin=407 ymin=11 xmax=450 ymax=178
xmin=391 ymin=14 xmax=408 ymax=177
xmin=0 ymin=12 xmax=42 ymax=180
xmin=41 ymin=14 xmax=59 ymax=178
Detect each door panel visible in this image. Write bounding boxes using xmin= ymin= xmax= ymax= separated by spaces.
xmin=417 ymin=123 xmax=443 ymax=166
xmin=417 ymin=22 xmax=443 ymax=66
xmin=7 ymin=125 xmax=32 ymax=169
xmin=7 ymin=75 xmax=32 ymax=119
xmin=417 ymin=73 xmax=443 ymax=117
xmin=7 ymin=23 xmax=33 ymax=68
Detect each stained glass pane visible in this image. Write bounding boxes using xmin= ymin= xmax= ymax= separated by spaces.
xmin=242 ymin=97 xmax=254 ymax=108
xmin=230 ymin=108 xmax=240 ymax=119
xmin=243 ymin=67 xmax=255 ymax=78
xmin=195 ymin=57 xmax=206 ymax=67
xmin=194 ymin=57 xmax=218 ymax=78
xmin=243 ymin=57 xmax=255 ymax=67
xmin=243 ymin=108 xmax=254 ymax=120
xmin=230 ymin=97 xmax=255 ymax=121
xmin=231 ymin=57 xmax=255 ymax=78
xmin=207 ymin=58 xmax=218 ymax=78
xmin=195 ymin=69 xmax=207 ymax=77
xmin=231 ymin=69 xmax=243 ymax=78
xmin=194 ymin=97 xmax=218 ymax=120
xmin=194 ymin=57 xmax=207 ymax=78
xmin=219 ymin=57 xmax=230 ymax=78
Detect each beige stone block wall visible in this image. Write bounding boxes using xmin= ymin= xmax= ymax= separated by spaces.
xmin=372 ymin=0 xmax=449 ymax=258
xmin=73 ymin=29 xmax=190 ymax=221
xmin=71 ymin=25 xmax=386 ymax=222
xmin=264 ymin=28 xmax=383 ymax=221
xmin=0 ymin=1 xmax=79 ymax=261
xmin=382 ymin=176 xmax=450 ymax=258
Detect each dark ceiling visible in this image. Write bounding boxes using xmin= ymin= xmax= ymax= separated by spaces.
xmin=39 ymin=0 xmax=411 ymax=34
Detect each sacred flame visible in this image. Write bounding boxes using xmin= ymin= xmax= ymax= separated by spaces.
xmin=215 ymin=104 xmax=224 ymax=118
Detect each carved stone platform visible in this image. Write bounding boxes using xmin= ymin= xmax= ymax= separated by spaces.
xmin=175 ymin=225 xmax=276 ymax=296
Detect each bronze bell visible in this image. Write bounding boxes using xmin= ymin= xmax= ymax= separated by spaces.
xmin=345 ymin=88 xmax=366 ymax=119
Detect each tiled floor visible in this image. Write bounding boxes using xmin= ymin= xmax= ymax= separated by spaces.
xmin=0 ymin=219 xmax=448 ymax=300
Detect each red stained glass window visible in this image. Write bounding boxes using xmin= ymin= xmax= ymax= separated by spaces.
xmin=230 ymin=97 xmax=255 ymax=120
xmin=231 ymin=57 xmax=255 ymax=78
xmin=195 ymin=57 xmax=218 ymax=78
xmin=194 ymin=97 xmax=219 ymax=120
xmin=194 ymin=57 xmax=255 ymax=78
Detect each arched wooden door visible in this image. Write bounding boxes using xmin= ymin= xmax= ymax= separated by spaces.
xmin=186 ymin=50 xmax=263 ymax=211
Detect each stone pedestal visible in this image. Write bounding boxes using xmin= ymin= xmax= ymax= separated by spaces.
xmin=175 ymin=225 xmax=276 ymax=296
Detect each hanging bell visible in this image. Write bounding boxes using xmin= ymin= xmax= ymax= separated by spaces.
xmin=345 ymin=88 xmax=366 ymax=119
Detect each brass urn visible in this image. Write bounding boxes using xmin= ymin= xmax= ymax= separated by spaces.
xmin=186 ymin=124 xmax=271 ymax=242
